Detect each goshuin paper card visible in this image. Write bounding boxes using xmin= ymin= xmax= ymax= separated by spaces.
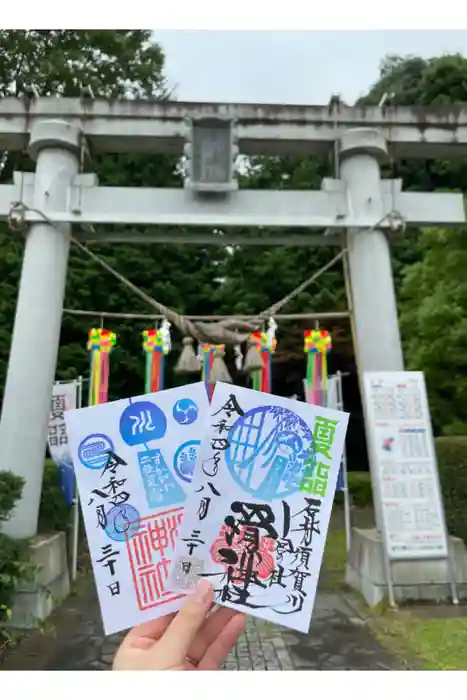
xmin=65 ymin=383 xmax=209 ymax=635
xmin=171 ymin=382 xmax=349 ymax=633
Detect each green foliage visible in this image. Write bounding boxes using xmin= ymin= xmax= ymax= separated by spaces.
xmin=0 ymin=30 xmax=166 ymax=100
xmin=0 ymin=472 xmax=32 ymax=628
xmin=361 ymin=53 xmax=467 ymax=435
xmin=0 ymin=459 xmax=72 ymax=633
xmin=347 ymin=471 xmax=373 ymax=508
xmin=361 ymin=53 xmax=467 ymax=194
xmin=38 ymin=460 xmax=72 ymax=534
xmin=435 ymin=437 xmax=467 ymax=543
xmin=0 ymin=472 xmax=24 ymax=523
xmin=400 ymin=225 xmax=467 ymax=434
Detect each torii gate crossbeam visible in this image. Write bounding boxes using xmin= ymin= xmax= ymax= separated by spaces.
xmin=0 ymin=97 xmax=467 ymax=157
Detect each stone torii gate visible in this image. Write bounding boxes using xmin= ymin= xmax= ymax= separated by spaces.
xmin=0 ymin=97 xmax=465 ymax=541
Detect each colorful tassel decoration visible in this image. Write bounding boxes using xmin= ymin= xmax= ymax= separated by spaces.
xmin=87 ymin=328 xmax=117 ymax=406
xmin=142 ymin=320 xmax=171 ymax=393
xmin=202 ymin=344 xmax=216 ymax=400
xmin=249 ymin=318 xmax=277 ymax=393
xmin=304 ymin=329 xmax=332 ymax=406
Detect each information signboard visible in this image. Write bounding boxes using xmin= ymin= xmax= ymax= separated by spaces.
xmin=363 ymin=371 xmax=448 ymax=560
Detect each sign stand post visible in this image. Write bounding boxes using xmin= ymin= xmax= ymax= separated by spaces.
xmin=335 ymin=372 xmax=352 ymax=554
xmin=363 ymin=371 xmax=459 ymax=607
xmin=70 ymin=375 xmax=83 ymax=583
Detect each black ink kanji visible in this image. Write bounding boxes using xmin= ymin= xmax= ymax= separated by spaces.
xmin=197 ymin=497 xmax=211 ymax=521
xmin=97 ymin=544 xmax=120 ymax=576
xmin=212 ymin=394 xmax=244 ymax=419
xmin=195 ymin=482 xmax=221 ymax=496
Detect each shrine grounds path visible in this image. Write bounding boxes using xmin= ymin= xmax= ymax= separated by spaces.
xmin=5 ymin=506 xmax=467 ymax=670
xmin=0 ymin=573 xmax=400 ymax=671
xmin=1 ymin=508 xmax=408 ymax=672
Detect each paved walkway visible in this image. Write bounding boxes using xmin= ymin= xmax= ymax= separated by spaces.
xmin=1 ymin=575 xmax=398 ymax=671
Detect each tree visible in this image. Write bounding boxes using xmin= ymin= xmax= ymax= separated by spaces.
xmin=0 ymin=31 xmax=222 ymax=401
xmin=400 ymin=222 xmax=467 ymax=435
xmin=0 ymin=30 xmax=166 ymax=99
xmin=363 ymin=54 xmax=467 ymax=434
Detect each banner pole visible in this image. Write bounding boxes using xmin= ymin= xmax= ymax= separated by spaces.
xmin=70 ymin=376 xmax=82 ymax=583
xmin=336 ymin=371 xmax=351 ymax=554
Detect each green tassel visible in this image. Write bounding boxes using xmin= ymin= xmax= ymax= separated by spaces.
xmin=251 ymin=368 xmax=261 ymax=391
xmin=145 ymin=353 xmax=152 ymax=393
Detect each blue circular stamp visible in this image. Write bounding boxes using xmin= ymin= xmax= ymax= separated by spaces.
xmin=78 ymin=433 xmax=114 ymax=470
xmin=105 ymin=504 xmax=141 ymax=542
xmin=172 ymin=398 xmax=199 ymax=426
xmin=119 ymin=400 xmax=167 ymax=446
xmin=225 ymin=405 xmax=315 ymax=500
xmin=174 ymin=440 xmax=201 ymax=483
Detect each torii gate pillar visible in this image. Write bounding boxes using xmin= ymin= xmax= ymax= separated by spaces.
xmin=0 ymin=120 xmax=80 ymax=539
xmin=339 ymin=128 xmax=404 ymax=374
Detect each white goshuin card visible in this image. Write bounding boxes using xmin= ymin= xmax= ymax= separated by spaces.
xmin=171 ymin=382 xmax=349 ymax=633
xmin=65 ymin=382 xmax=209 ymax=635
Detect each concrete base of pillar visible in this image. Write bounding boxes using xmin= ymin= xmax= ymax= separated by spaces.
xmin=7 ymin=532 xmax=70 ymax=629
xmin=346 ymin=527 xmax=467 ymax=607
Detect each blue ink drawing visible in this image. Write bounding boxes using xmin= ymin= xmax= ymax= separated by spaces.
xmin=78 ymin=433 xmax=114 ymax=470
xmin=105 ymin=504 xmax=141 ymax=542
xmin=172 ymin=398 xmax=199 ymax=426
xmin=120 ymin=400 xmax=167 ymax=446
xmin=138 ymin=448 xmax=186 ymax=507
xmin=174 ymin=440 xmax=201 ymax=483
xmin=225 ymin=405 xmax=315 ymax=500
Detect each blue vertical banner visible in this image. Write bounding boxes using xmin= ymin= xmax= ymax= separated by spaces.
xmin=336 ymin=462 xmax=344 ymax=492
xmin=47 ymin=380 xmax=79 ymax=506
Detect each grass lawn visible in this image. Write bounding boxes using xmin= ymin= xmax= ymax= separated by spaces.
xmin=370 ymin=612 xmax=467 ymax=670
xmin=321 ymin=527 xmax=347 ymax=590
xmin=324 ymin=507 xmax=467 ymax=670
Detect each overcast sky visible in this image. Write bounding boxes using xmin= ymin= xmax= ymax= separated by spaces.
xmin=153 ymin=30 xmax=467 ymax=105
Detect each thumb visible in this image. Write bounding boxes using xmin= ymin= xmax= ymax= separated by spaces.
xmin=156 ymin=579 xmax=213 ymax=666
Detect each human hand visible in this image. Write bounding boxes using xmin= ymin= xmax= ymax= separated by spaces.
xmin=113 ymin=580 xmax=245 ymax=671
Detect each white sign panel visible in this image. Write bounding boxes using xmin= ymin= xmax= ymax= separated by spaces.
xmin=48 ymin=381 xmax=78 ymax=505
xmin=65 ymin=382 xmax=210 ymax=635
xmin=363 ymin=371 xmax=448 ymax=560
xmin=171 ymin=382 xmax=349 ymax=634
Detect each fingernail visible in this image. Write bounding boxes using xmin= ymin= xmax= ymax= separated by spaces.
xmin=191 ymin=578 xmax=212 ymax=607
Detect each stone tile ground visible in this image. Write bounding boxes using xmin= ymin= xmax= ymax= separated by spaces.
xmin=1 ymin=575 xmax=399 ymax=671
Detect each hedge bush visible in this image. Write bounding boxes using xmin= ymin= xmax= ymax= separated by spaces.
xmin=0 ymin=472 xmax=24 ymax=524
xmin=38 ymin=459 xmax=72 ymax=534
xmin=347 ymin=471 xmax=373 ymax=508
xmin=0 ymin=459 xmax=73 ymax=635
xmin=0 ymin=471 xmax=31 ymax=628
xmin=435 ymin=437 xmax=467 ymax=544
